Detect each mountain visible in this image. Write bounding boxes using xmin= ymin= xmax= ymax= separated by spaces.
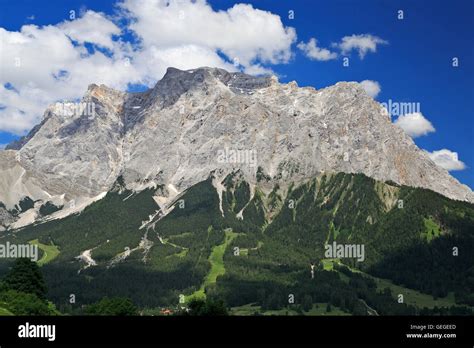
xmin=0 ymin=67 xmax=472 ymax=230
xmin=0 ymin=67 xmax=473 ymax=315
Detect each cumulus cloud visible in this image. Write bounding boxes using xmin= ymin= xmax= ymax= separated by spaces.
xmin=297 ymin=38 xmax=337 ymax=61
xmin=427 ymin=149 xmax=466 ymax=171
xmin=334 ymin=34 xmax=387 ymax=59
xmin=119 ymin=0 xmax=296 ymax=67
xmin=0 ymin=0 xmax=296 ymax=135
xmin=359 ymin=80 xmax=381 ymax=98
xmin=59 ymin=10 xmax=121 ymax=50
xmin=394 ymin=112 xmax=436 ymax=138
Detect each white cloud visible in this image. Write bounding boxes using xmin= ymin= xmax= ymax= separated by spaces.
xmin=59 ymin=10 xmax=121 ymax=50
xmin=119 ymin=0 xmax=296 ymax=67
xmin=243 ymin=64 xmax=274 ymax=76
xmin=334 ymin=34 xmax=387 ymax=59
xmin=394 ymin=112 xmax=435 ymax=138
xmin=427 ymin=149 xmax=466 ymax=171
xmin=0 ymin=1 xmax=296 ymax=135
xmin=297 ymin=38 xmax=337 ymax=61
xmin=359 ymin=80 xmax=381 ymax=98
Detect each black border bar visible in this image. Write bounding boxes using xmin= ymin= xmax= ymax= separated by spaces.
xmin=0 ymin=316 xmax=472 ymax=346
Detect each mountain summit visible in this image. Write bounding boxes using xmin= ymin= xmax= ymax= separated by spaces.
xmin=0 ymin=66 xmax=472 ymax=229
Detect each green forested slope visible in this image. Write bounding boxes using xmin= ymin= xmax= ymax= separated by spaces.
xmin=0 ymin=172 xmax=472 ymax=314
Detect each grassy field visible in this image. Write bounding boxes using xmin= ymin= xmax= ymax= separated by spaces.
xmin=29 ymin=239 xmax=60 ymax=266
xmin=231 ymin=303 xmax=350 ymax=316
xmin=0 ymin=306 xmax=13 ymax=316
xmin=370 ymin=276 xmax=456 ymax=309
xmin=422 ymin=217 xmax=442 ymax=242
xmin=186 ymin=229 xmax=239 ymax=301
xmin=321 ymin=258 xmax=458 ymax=309
xmin=321 ymin=258 xmax=339 ymax=271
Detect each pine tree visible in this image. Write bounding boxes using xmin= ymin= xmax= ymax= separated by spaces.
xmin=2 ymin=258 xmax=47 ymax=300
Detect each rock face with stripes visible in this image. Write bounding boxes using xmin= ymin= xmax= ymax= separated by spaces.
xmin=0 ymin=66 xmax=472 ymax=229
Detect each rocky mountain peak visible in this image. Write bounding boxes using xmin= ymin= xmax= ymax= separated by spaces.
xmin=152 ymin=66 xmax=275 ymax=102
xmin=0 ymin=66 xmax=472 ymax=230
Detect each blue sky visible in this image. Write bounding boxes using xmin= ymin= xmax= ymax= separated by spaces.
xmin=0 ymin=0 xmax=473 ymax=188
